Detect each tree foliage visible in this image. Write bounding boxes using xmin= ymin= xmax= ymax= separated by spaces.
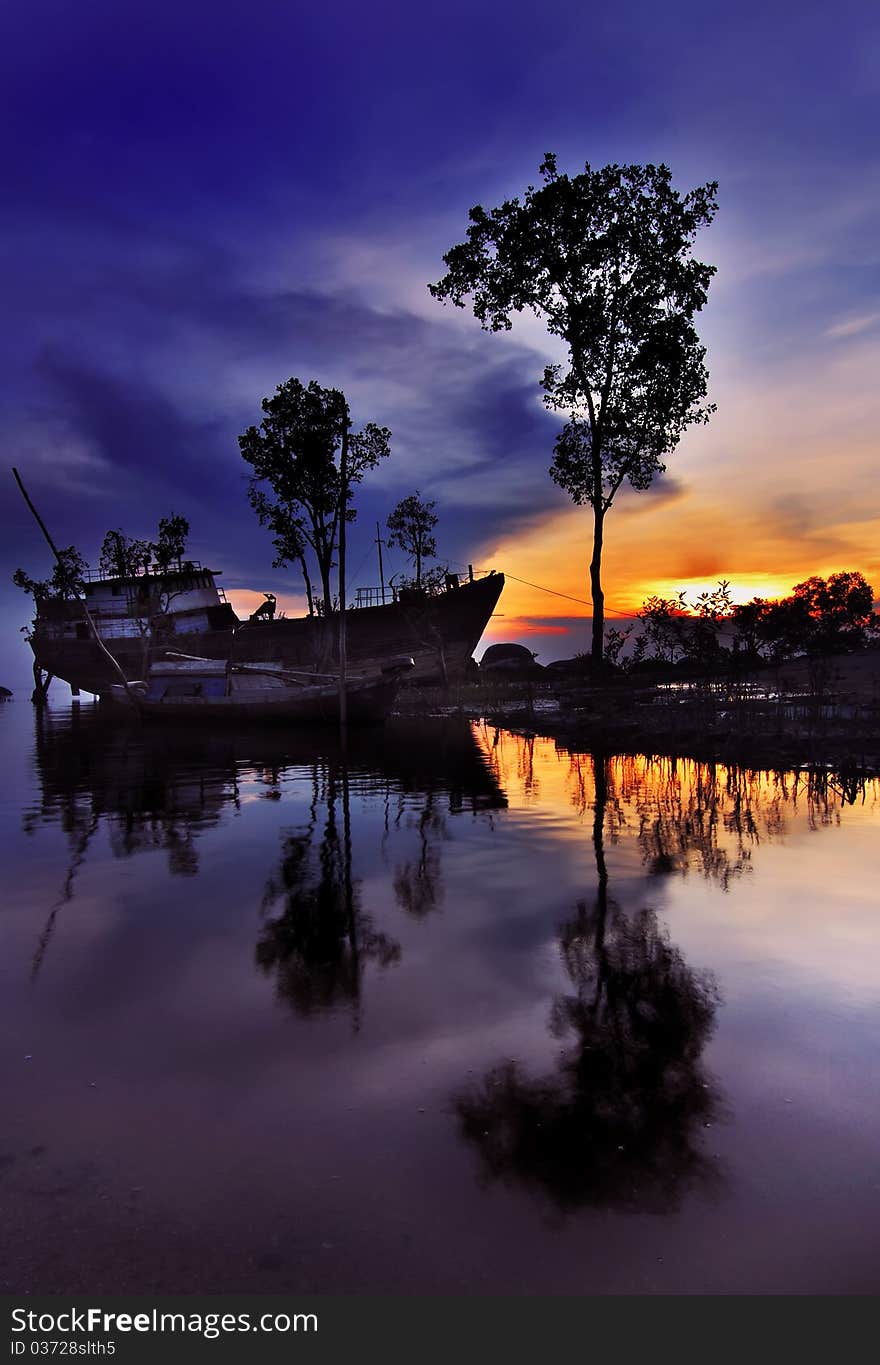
xmin=152 ymin=514 xmax=190 ymax=573
xmin=96 ymin=516 xmax=190 ymax=579
xmin=431 ymin=154 xmax=718 ymax=662
xmin=635 ymin=581 xmax=733 ymax=671
xmin=790 ymin=572 xmax=876 ymax=650
xmin=636 ymin=590 xmax=690 ymax=665
xmin=731 ymin=571 xmax=877 ymax=660
xmin=99 ymin=529 xmax=152 ymax=579
xmin=626 ymin=571 xmax=877 ymax=673
xmin=239 ymin=378 xmax=390 ymax=614
xmin=391 ymin=563 xmax=450 ymax=599
xmin=386 ymin=491 xmax=438 ymax=589
xmin=12 ymin=546 xmax=87 ymax=602
xmin=13 ymin=511 xmax=189 ymax=609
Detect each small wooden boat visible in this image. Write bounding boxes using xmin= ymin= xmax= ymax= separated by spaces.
xmin=105 ymin=654 xmax=415 ymax=724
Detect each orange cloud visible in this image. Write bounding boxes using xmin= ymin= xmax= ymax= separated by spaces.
xmin=477 ymin=495 xmax=880 ymax=626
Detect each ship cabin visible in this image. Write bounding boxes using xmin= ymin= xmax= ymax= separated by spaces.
xmin=35 ymin=564 xmax=239 ymax=644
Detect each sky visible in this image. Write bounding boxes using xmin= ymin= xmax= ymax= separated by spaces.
xmin=1 ymin=0 xmax=878 ymax=688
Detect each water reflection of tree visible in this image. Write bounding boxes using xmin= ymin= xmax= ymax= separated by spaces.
xmin=391 ymin=792 xmax=445 ymax=918
xmin=560 ymin=750 xmax=877 ymax=891
xmin=256 ymin=764 xmax=400 ymax=1021
xmin=482 ymin=726 xmax=541 ymax=801
xmin=456 ymin=755 xmax=722 ymax=1214
xmin=383 ymin=723 xmax=507 ymax=920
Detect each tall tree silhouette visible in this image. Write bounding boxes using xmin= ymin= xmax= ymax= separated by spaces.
xmin=431 ymin=156 xmax=717 ymax=663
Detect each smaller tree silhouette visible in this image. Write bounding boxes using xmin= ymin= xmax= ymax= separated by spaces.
xmin=99 ymin=529 xmax=152 ymax=579
xmin=151 ymin=514 xmax=190 ymax=573
xmin=13 ymin=546 xmax=86 ymax=602
xmin=386 ymin=492 xmax=438 ymax=590
xmin=731 ymin=570 xmax=878 ymax=661
xmin=790 ymin=571 xmax=877 ymax=652
xmin=240 ymin=376 xmax=391 ymax=614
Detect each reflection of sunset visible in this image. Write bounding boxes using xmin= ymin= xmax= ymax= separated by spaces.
xmin=473 ymin=725 xmax=880 ymax=884
xmin=485 ymin=616 xmax=571 ymax=640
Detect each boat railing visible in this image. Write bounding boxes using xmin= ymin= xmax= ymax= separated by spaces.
xmin=353 ymin=568 xmax=495 ymax=608
xmin=354 ymin=586 xmax=395 ymax=608
xmin=78 ymin=560 xmax=217 ymax=585
xmin=448 ymin=566 xmax=498 ymax=581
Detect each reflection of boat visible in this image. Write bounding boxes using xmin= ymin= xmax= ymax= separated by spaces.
xmin=27 ymin=563 xmax=505 ymax=693
xmin=27 ymin=707 xmax=507 ymax=985
xmin=107 ymin=655 xmax=415 ymax=725
xmin=29 ymin=708 xmax=508 ymax=845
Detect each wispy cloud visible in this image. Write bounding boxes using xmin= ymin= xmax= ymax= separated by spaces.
xmin=826 ymin=312 xmax=880 ymax=340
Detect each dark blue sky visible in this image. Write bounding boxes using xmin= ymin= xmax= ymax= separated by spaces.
xmin=2 ymin=0 xmax=878 ymax=685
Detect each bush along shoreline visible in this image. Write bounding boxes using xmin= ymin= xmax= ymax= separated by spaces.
xmin=397 ymin=644 xmax=880 ymax=775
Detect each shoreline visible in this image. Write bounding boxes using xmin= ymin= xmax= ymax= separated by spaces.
xmin=397 ymin=665 xmax=880 ymax=774
xmin=474 ymin=704 xmax=880 ymax=774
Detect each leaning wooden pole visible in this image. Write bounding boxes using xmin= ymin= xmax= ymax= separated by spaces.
xmin=12 ymin=466 xmax=63 ymax=559
xmin=12 ymin=467 xmax=139 ymax=705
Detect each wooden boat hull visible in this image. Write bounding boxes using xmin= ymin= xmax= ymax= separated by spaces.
xmin=109 ymin=672 xmax=404 ymax=725
xmin=29 ymin=573 xmax=504 ymax=695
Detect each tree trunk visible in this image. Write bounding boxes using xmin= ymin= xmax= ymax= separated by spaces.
xmin=298 ymin=554 xmax=315 ymax=616
xmin=338 ymin=431 xmax=349 ymax=730
xmin=319 ymin=559 xmax=333 ymax=616
xmin=315 ymin=556 xmax=335 ymax=670
xmin=415 ymin=546 xmax=422 ymax=589
xmin=590 ymin=505 xmax=605 ymax=664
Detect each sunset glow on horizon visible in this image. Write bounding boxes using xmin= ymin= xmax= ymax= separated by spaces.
xmin=477 ymin=488 xmax=880 ymax=651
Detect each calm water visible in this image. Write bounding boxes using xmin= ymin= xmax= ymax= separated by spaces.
xmin=1 ymin=699 xmax=878 ymax=1294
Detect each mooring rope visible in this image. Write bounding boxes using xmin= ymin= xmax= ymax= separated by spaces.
xmin=500 ymin=572 xmax=635 ymax=617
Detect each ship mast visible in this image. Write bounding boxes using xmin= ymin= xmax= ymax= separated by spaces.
xmin=375 ymin=522 xmax=386 ymax=605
